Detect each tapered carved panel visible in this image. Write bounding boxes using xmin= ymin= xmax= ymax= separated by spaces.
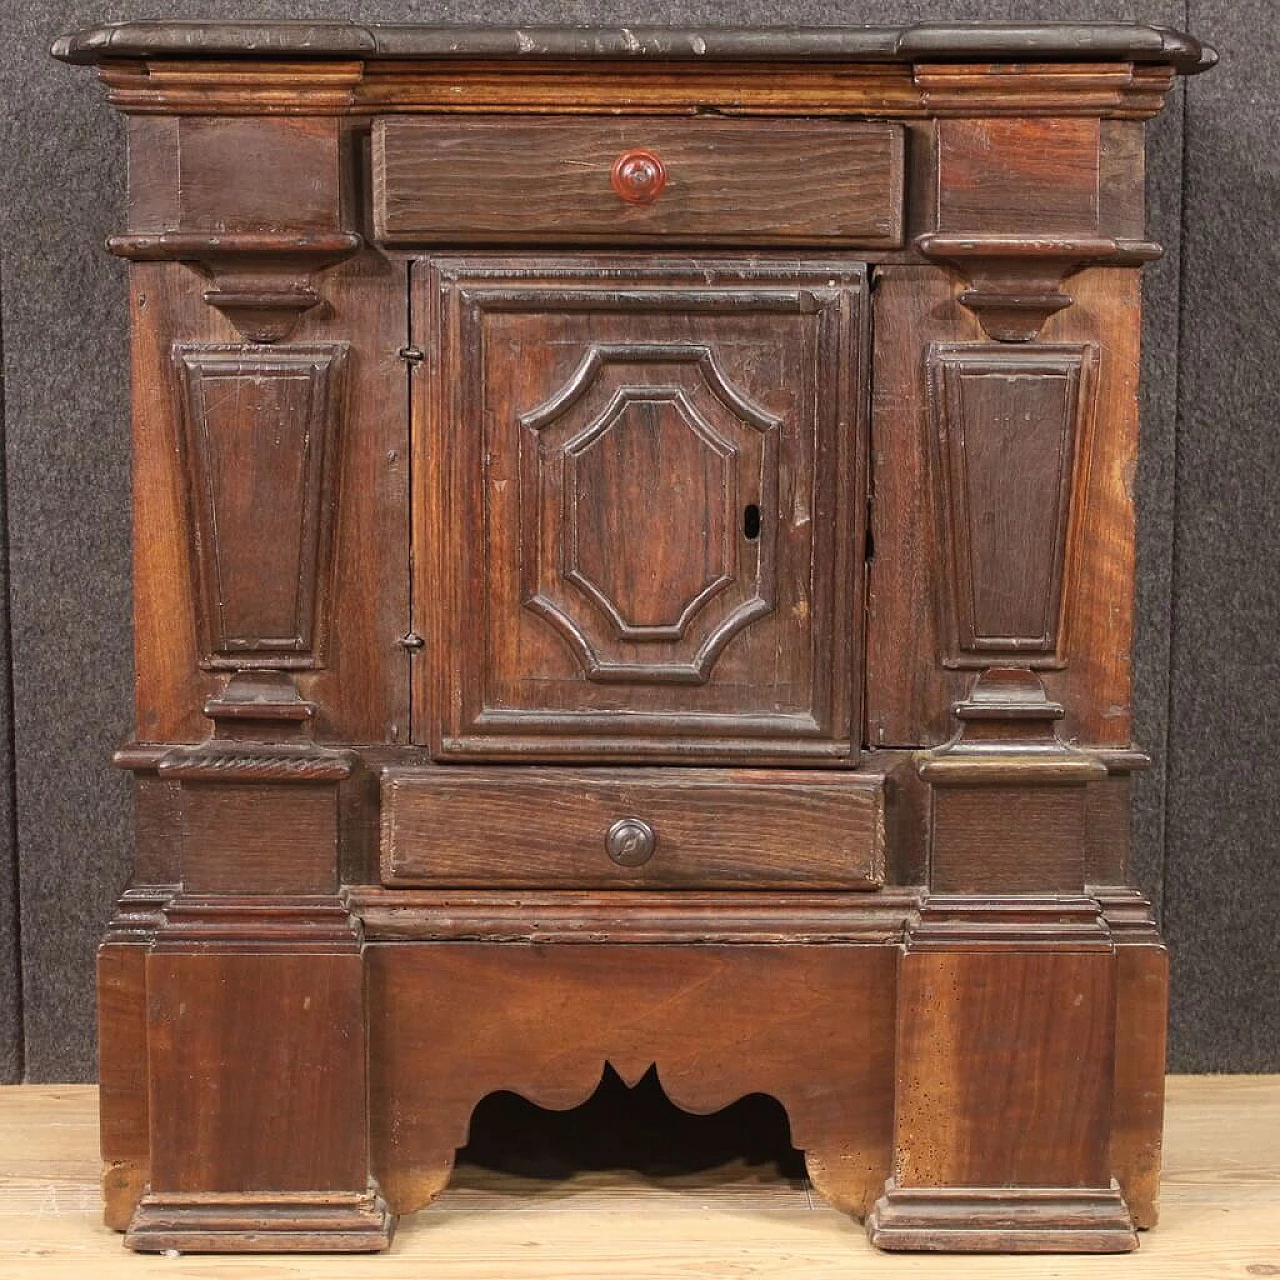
xmin=521 ymin=344 xmax=779 ymax=683
xmin=420 ymin=258 xmax=867 ymax=762
xmin=173 ymin=344 xmax=348 ymax=669
xmin=928 ymin=343 xmax=1098 ymax=666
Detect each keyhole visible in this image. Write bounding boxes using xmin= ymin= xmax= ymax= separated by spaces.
xmin=743 ymin=504 xmax=761 ymax=540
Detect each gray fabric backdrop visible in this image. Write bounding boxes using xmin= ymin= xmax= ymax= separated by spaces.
xmin=0 ymin=1 xmax=1274 ymax=1082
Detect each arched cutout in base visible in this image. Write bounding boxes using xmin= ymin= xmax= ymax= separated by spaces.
xmin=367 ymin=942 xmax=897 ymax=1221
xmin=461 ymin=1063 xmax=807 ymax=1180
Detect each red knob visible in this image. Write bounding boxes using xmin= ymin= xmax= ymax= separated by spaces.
xmin=611 ymin=148 xmax=667 ymax=204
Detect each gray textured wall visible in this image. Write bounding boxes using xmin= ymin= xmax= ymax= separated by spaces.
xmin=0 ymin=2 xmax=1274 ymax=1082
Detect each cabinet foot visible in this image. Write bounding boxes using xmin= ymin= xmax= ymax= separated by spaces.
xmin=866 ymin=1178 xmax=1137 ymax=1253
xmin=124 ymin=1188 xmax=395 ymax=1254
xmin=804 ymin=1146 xmax=885 ymax=1220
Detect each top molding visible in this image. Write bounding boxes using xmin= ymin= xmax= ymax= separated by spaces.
xmin=52 ymin=21 xmax=1216 ymax=74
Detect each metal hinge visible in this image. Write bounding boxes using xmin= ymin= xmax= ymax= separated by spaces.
xmin=398 ymin=346 xmax=425 ymax=363
xmin=398 ymin=631 xmax=425 ymax=652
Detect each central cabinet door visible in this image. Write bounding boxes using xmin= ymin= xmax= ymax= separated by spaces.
xmin=415 ymin=257 xmax=868 ymax=763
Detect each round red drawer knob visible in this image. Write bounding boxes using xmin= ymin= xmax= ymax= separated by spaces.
xmin=611 ymin=148 xmax=667 ymax=204
xmin=606 ymin=817 xmax=657 ymax=866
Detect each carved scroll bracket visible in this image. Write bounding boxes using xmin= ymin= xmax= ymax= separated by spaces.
xmin=108 ymin=231 xmax=362 ymax=342
xmin=916 ymin=234 xmax=1160 ymax=341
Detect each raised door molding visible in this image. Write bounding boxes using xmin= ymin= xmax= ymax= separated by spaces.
xmin=172 ymin=343 xmax=348 ymax=670
xmin=520 ymin=343 xmax=780 ymax=684
xmin=927 ymin=342 xmax=1099 ymax=668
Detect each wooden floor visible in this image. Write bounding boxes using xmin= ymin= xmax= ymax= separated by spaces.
xmin=0 ymin=1077 xmax=1276 ymax=1277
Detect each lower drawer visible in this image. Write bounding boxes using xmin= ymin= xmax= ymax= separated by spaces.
xmin=380 ymin=767 xmax=885 ymax=890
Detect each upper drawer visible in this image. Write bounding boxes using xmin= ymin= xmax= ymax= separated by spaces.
xmin=372 ymin=116 xmax=904 ymax=247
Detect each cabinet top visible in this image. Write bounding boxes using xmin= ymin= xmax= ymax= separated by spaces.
xmin=52 ymin=21 xmax=1214 ymax=74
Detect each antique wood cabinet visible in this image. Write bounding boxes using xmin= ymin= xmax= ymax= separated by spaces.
xmin=54 ymin=20 xmax=1214 ymax=1256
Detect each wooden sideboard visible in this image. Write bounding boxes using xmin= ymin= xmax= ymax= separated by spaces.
xmin=54 ymin=20 xmax=1215 ymax=1256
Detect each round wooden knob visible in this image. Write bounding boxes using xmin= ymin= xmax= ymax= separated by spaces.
xmin=605 ymin=817 xmax=657 ymax=867
xmin=611 ymin=148 xmax=667 ymax=204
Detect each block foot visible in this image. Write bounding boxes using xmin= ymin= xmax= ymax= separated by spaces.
xmin=866 ymin=1179 xmax=1137 ymax=1253
xmin=124 ymin=1188 xmax=395 ymax=1254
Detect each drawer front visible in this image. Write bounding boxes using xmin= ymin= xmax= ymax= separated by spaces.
xmin=373 ymin=116 xmax=904 ymax=246
xmin=381 ymin=767 xmax=885 ymax=890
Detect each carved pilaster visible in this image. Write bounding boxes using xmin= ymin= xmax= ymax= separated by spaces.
xmin=129 ymin=669 xmax=386 ymax=1253
xmin=927 ymin=342 xmax=1099 ymax=666
xmin=868 ymin=1182 xmax=1136 ymax=1253
xmin=919 ymin=668 xmax=1105 ymax=894
xmin=873 ymin=881 xmax=1131 ymax=1253
xmin=169 ymin=343 xmax=348 ymax=672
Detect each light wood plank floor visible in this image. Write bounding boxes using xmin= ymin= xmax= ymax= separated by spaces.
xmin=0 ymin=1077 xmax=1276 ymax=1277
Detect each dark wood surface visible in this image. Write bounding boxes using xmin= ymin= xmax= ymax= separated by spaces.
xmin=380 ymin=765 xmax=887 ymax=889
xmin=127 ymin=251 xmax=411 ymax=745
xmin=367 ymin=942 xmax=898 ymax=1219
xmin=58 ymin=21 xmax=1200 ymax=1260
xmin=928 ymin=342 xmax=1097 ymax=665
xmin=51 ymin=22 xmax=1216 ymax=72
xmin=418 ymin=257 xmax=867 ymax=763
xmin=865 ymin=266 xmax=1144 ymax=748
xmin=374 ymin=117 xmax=903 ymax=246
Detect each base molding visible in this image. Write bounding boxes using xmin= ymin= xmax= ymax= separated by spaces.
xmin=865 ymin=1179 xmax=1138 ymax=1253
xmin=124 ymin=1188 xmax=395 ymax=1254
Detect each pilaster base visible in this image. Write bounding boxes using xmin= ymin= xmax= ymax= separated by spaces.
xmin=125 ymin=1188 xmax=395 ymax=1254
xmin=866 ymin=1179 xmax=1137 ymax=1253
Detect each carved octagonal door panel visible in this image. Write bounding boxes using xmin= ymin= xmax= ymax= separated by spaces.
xmin=416 ymin=257 xmax=868 ymax=762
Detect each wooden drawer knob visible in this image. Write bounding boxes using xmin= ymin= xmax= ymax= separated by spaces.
xmin=605 ymin=817 xmax=657 ymax=867
xmin=611 ymin=148 xmax=666 ymax=204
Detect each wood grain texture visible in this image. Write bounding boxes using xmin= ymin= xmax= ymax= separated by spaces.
xmin=868 ymin=1181 xmax=1137 ymax=1253
xmin=930 ymin=784 xmax=1088 ymax=894
xmin=373 ymin=117 xmax=903 ymax=246
xmin=96 ymin=941 xmax=150 ymax=1231
xmin=129 ymin=771 xmax=183 ymax=884
xmin=174 ymin=115 xmax=342 ymax=233
xmin=1086 ymin=773 xmax=1136 ymax=884
xmin=928 ymin=343 xmax=1098 ymax=664
xmin=380 ymin=766 xmax=885 ymax=890
xmin=97 ymin=887 xmax=174 ymax=1230
xmin=125 ymin=1189 xmax=393 ymax=1254
xmin=129 ymin=250 xmax=410 ymax=745
xmin=914 ymin=62 xmax=1181 ymax=120
xmin=367 ymin=942 xmax=898 ymax=1221
xmin=57 ymin=27 xmax=1194 ymax=1261
xmin=917 ymin=668 xmax=1105 ymax=895
xmin=418 ymin=257 xmax=867 ymax=763
xmin=518 ymin=342 xmax=780 ymax=686
xmin=1097 ymin=888 xmax=1169 ymax=1230
xmin=893 ymin=949 xmax=1116 ymax=1190
xmin=865 ymin=266 xmax=1143 ymax=748
xmin=178 ymin=782 xmax=339 ymax=894
xmin=349 ymin=886 xmax=919 ymax=945
xmin=145 ymin=949 xmax=368 ymax=1195
xmin=72 ymin=36 xmax=1203 ymax=123
xmin=937 ymin=117 xmax=1101 ymax=235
